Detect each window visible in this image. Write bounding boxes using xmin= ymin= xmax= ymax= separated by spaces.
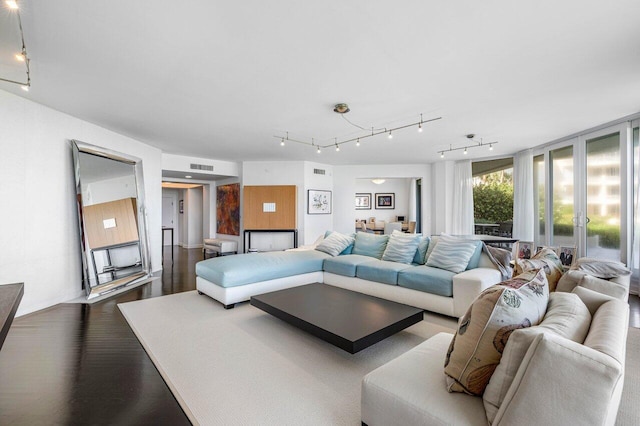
xmin=533 ymin=154 xmax=545 ymax=244
xmin=472 ymin=158 xmax=513 ymax=236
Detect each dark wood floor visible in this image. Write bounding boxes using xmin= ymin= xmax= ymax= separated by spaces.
xmin=1 ymin=248 xmax=639 ymax=425
xmin=0 ymin=246 xmax=200 ymax=425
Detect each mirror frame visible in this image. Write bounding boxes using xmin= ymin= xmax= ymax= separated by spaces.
xmin=71 ymin=140 xmax=151 ymax=299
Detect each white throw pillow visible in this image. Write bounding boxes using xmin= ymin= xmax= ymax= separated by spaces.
xmin=381 ymin=230 xmax=421 ymax=264
xmin=314 ymin=231 xmax=354 ymax=257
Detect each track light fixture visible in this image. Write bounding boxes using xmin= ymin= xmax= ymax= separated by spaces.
xmin=437 ymin=134 xmax=498 ymax=159
xmin=275 ymin=105 xmax=441 ymax=153
xmin=1 ymin=0 xmax=31 ymax=91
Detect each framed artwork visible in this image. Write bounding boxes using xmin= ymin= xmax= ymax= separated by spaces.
xmin=216 ymin=183 xmax=240 ymax=235
xmin=375 ymin=193 xmax=395 ymax=209
xmin=308 ymin=189 xmax=332 ymax=214
xmin=557 ymin=246 xmax=576 ymax=267
xmin=516 ymin=241 xmax=534 ymax=259
xmin=179 ymin=200 xmax=184 ymax=214
xmin=355 ymin=193 xmax=371 ymax=210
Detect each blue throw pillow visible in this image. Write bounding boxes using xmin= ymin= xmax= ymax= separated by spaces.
xmin=465 ymin=240 xmax=483 ymax=270
xmin=382 ymin=231 xmax=422 ymax=264
xmin=352 ymin=232 xmax=389 ymax=259
xmin=413 ymin=235 xmax=431 ymax=264
xmin=315 ymin=232 xmax=355 ymax=257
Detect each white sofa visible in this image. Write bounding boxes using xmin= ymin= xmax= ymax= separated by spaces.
xmin=361 ymin=271 xmax=631 ymax=425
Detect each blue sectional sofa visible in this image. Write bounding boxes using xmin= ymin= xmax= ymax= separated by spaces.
xmin=195 ymin=232 xmax=503 ymax=317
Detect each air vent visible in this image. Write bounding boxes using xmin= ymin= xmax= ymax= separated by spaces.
xmin=313 ymin=168 xmax=326 ymax=175
xmin=190 ymin=163 xmax=214 ymax=171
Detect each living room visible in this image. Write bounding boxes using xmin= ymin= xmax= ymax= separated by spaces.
xmin=1 ymin=1 xmax=639 ymax=424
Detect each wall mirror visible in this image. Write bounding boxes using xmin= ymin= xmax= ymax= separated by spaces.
xmin=72 ymin=140 xmax=151 ymax=300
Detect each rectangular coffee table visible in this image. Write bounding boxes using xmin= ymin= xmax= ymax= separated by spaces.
xmin=250 ymin=283 xmax=424 ymax=354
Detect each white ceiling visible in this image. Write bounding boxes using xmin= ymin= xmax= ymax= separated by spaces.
xmin=2 ymin=1 xmax=640 ymax=165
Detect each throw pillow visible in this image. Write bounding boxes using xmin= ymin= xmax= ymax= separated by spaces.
xmin=426 ymin=235 xmax=478 ymax=273
xmin=515 ymin=247 xmax=564 ymax=292
xmin=444 ymin=269 xmax=549 ymax=396
xmin=351 ymin=232 xmax=389 ymax=259
xmin=573 ymin=257 xmax=631 ymax=279
xmin=579 ymin=274 xmax=628 ymax=300
xmin=413 ymin=235 xmax=430 ymax=265
xmin=314 ymin=231 xmax=355 ymax=257
xmin=482 ymin=292 xmax=591 ymax=423
xmin=571 ymin=285 xmax=617 ymax=316
xmin=381 ymin=230 xmax=422 ymax=264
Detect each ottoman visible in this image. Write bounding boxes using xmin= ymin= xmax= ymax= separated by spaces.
xmin=203 ymin=238 xmax=238 ymax=259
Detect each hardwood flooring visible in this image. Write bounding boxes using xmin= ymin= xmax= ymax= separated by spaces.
xmin=0 ymin=246 xmax=201 ymax=425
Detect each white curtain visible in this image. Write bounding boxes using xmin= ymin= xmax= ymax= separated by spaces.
xmin=632 ymin=148 xmax=639 ymax=292
xmin=513 ymin=149 xmax=534 ymax=241
xmin=408 ymin=178 xmax=417 ymax=222
xmin=452 ymin=160 xmax=474 ymax=235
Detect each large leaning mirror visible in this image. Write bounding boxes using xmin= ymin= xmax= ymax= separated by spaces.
xmin=72 ymin=140 xmax=151 ymax=300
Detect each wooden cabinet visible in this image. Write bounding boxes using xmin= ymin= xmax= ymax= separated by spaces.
xmin=243 ymin=186 xmax=296 ymax=230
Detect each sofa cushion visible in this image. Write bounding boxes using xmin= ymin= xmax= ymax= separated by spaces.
xmin=382 ymin=230 xmax=422 ymax=264
xmin=195 ymin=250 xmax=330 ymax=288
xmin=444 ymin=269 xmax=549 ymax=396
xmin=515 ymin=247 xmax=564 ymax=292
xmin=356 ymin=260 xmax=413 ymax=285
xmin=465 ymin=241 xmax=484 ymax=270
xmin=571 ymin=285 xmax=617 ymax=316
xmin=426 ymin=236 xmax=478 ymax=273
xmin=483 ymin=292 xmax=591 ymax=422
xmin=322 ymin=254 xmax=375 ymax=277
xmin=351 ymin=232 xmax=389 ymax=259
xmin=579 ymin=274 xmax=629 ymax=300
xmin=362 ymin=333 xmax=488 ymax=426
xmin=413 ymin=236 xmax=430 ymax=265
xmin=315 ymin=231 xmax=355 ymax=257
xmin=397 ymin=266 xmax=455 ymax=297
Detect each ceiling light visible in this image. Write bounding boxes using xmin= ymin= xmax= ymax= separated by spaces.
xmin=335 ymin=144 xmax=340 ymax=152
xmin=280 ymin=138 xmax=285 ymax=146
xmin=316 ymin=146 xmax=321 ymax=154
xmin=15 ymin=53 xmax=24 ymax=62
xmin=333 ymin=103 xmax=350 ymax=114
xmin=440 ymin=152 xmax=444 ymax=159
xmin=489 ymin=144 xmax=493 ymax=151
xmin=356 ymin=138 xmax=360 ymax=147
xmin=388 ymin=130 xmax=393 ymax=139
xmin=21 ymin=85 xmax=28 ymax=91
xmin=185 ymin=175 xmax=192 ymax=179
xmin=6 ymin=1 xmax=18 ymax=9
xmin=418 ymin=122 xmax=423 ymax=133
xmin=464 ymin=147 xmax=468 ymax=155
xmin=371 ymin=179 xmax=386 ymax=185
xmin=1 ymin=2 xmax=31 ymax=90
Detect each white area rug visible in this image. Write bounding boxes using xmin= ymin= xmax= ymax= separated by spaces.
xmin=118 ymin=291 xmax=456 ymax=425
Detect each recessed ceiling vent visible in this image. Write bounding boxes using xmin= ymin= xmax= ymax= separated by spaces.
xmin=313 ymin=168 xmax=326 ymax=175
xmin=190 ymin=163 xmax=214 ymax=171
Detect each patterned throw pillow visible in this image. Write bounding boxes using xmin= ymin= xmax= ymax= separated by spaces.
xmin=381 ymin=230 xmax=422 ymax=264
xmin=444 ymin=269 xmax=549 ymax=396
xmin=426 ymin=235 xmax=478 ymax=273
xmin=515 ymin=247 xmax=563 ymax=292
xmin=314 ymin=232 xmax=355 ymax=257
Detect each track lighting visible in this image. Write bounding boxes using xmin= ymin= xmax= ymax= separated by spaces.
xmin=274 ymin=107 xmax=441 ymax=152
xmin=1 ymin=1 xmax=31 ymax=91
xmin=436 ymin=134 xmax=499 ymax=158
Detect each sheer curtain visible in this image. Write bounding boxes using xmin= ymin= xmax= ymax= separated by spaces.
xmin=513 ymin=149 xmax=534 ymax=241
xmin=452 ymin=160 xmax=474 ymax=235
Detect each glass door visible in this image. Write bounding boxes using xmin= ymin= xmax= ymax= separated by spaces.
xmin=584 ymin=131 xmax=622 ymax=261
xmin=549 ymin=145 xmax=575 ymax=249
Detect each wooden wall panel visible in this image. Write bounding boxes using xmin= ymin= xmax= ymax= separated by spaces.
xmin=83 ymin=198 xmax=139 ymax=249
xmin=243 ymin=185 xmax=296 ymax=229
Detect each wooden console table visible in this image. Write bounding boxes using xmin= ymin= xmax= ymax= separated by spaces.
xmin=0 ymin=282 xmax=24 ymax=351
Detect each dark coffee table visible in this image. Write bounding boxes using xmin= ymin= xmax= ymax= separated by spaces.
xmin=250 ymin=283 xmax=424 ymax=354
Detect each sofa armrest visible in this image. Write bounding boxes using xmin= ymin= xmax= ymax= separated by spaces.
xmin=452 ymin=268 xmax=502 ymax=317
xmin=493 ymin=332 xmax=623 ymax=426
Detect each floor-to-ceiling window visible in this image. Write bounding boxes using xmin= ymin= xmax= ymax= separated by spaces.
xmin=472 ymin=158 xmax=514 ymax=236
xmin=550 ymin=145 xmax=574 ymax=248
xmin=633 ymin=123 xmax=639 ymax=281
xmin=533 ymin=154 xmax=545 ymax=245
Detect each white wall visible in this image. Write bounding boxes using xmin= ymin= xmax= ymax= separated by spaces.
xmin=354 ymin=178 xmax=411 ymax=223
xmin=183 ymin=187 xmax=203 ymax=248
xmin=0 ymin=89 xmax=162 ymax=316
xmin=332 ymin=164 xmax=432 ymax=235
xmin=83 ymin=174 xmax=137 ymax=206
xmin=303 ymin=162 xmax=333 ymax=243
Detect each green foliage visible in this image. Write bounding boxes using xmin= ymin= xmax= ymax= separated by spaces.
xmin=473 ymin=172 xmax=513 ymax=223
